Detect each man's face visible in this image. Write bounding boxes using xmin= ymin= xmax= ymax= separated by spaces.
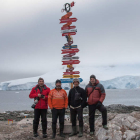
xmin=73 ymin=81 xmax=79 ymax=87
xmin=90 ymin=78 xmax=96 ymax=84
xmin=56 ymin=82 xmax=61 ymax=88
xmin=38 ymin=80 xmax=44 ymax=87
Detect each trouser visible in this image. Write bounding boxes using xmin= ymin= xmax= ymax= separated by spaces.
xmin=70 ymin=107 xmax=83 ymax=127
xmin=52 ymin=108 xmax=65 ymax=133
xmin=33 ymin=109 xmax=47 ymax=134
xmin=89 ymin=104 xmax=107 ymax=132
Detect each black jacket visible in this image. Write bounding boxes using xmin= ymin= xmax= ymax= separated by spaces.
xmin=68 ymin=86 xmax=87 ymax=108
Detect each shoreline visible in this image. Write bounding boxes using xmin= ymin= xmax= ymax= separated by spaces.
xmin=1 ymin=104 xmax=140 ymax=121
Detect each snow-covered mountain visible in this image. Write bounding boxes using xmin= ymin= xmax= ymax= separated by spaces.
xmin=0 ymin=65 xmax=140 ymax=90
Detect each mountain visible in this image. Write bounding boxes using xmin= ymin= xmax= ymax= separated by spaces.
xmin=0 ymin=65 xmax=140 ymax=90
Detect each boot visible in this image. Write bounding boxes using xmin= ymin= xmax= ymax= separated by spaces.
xmin=60 ymin=123 xmax=65 ymax=137
xmin=42 ymin=130 xmax=47 ymax=138
xmin=51 ymin=133 xmax=56 ymax=139
xmin=103 ymin=125 xmax=108 ymax=130
xmin=51 ymin=123 xmax=56 ymax=139
xmin=60 ymin=132 xmax=65 ymax=138
xmin=78 ymin=126 xmax=83 ymax=137
xmin=33 ymin=132 xmax=39 ymax=137
xmin=33 ymin=120 xmax=39 ymax=137
xmin=69 ymin=126 xmax=77 ymax=137
xmin=90 ymin=131 xmax=95 ymax=136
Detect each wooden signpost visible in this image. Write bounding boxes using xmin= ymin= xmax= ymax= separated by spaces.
xmin=60 ymin=2 xmax=83 ymax=89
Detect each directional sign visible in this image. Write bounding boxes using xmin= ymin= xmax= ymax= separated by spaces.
xmin=61 ymin=29 xmax=77 ymax=34
xmin=61 ymin=49 xmax=79 ymax=54
xmin=63 ymin=75 xmax=80 ymax=78
xmin=60 ymin=18 xmax=77 ymax=23
xmin=64 ymin=41 xmax=73 ymax=46
xmin=61 ymin=26 xmax=76 ymax=30
xmin=62 ymin=21 xmax=72 ymax=28
xmin=62 ymin=60 xmax=80 ymax=65
xmin=62 ymin=32 xmax=76 ymax=36
xmin=63 ymin=71 xmax=80 ymax=75
xmin=62 ymin=56 xmax=79 ymax=60
xmin=61 ymin=12 xmax=72 ymax=20
xmin=63 ymin=53 xmax=76 ymax=57
xmin=60 ymin=78 xmax=83 ymax=83
xmin=66 ymin=67 xmax=74 ymax=72
xmin=62 ymin=45 xmax=77 ymax=49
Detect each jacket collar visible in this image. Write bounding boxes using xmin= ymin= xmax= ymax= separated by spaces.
xmin=35 ymin=84 xmax=47 ymax=90
xmin=89 ymin=79 xmax=99 ymax=86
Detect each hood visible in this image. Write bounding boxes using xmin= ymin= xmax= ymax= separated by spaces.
xmin=88 ymin=79 xmax=99 ymax=86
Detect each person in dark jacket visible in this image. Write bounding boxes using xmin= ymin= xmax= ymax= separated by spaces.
xmin=85 ymin=75 xmax=108 ymax=136
xmin=29 ymin=77 xmax=50 ymax=138
xmin=68 ymin=78 xmax=87 ymax=137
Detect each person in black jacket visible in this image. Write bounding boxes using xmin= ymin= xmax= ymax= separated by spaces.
xmin=68 ymin=78 xmax=87 ymax=137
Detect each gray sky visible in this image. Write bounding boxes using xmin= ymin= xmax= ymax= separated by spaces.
xmin=0 ymin=0 xmax=140 ymax=82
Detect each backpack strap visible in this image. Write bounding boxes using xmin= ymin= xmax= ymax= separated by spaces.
xmin=88 ymin=86 xmax=96 ymax=98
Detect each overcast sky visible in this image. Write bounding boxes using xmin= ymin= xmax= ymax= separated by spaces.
xmin=0 ymin=0 xmax=140 ymax=82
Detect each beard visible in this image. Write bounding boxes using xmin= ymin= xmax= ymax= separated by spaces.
xmin=56 ymin=85 xmax=61 ymax=89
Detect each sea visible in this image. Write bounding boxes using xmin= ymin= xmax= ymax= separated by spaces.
xmin=0 ymin=89 xmax=140 ymax=113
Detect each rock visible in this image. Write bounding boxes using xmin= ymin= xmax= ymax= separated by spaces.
xmin=125 ymin=130 xmax=135 ymax=140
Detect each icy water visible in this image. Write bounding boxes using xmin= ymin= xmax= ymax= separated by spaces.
xmin=0 ymin=89 xmax=140 ymax=113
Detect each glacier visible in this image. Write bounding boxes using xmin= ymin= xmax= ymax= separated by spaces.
xmin=0 ymin=75 xmax=140 ymax=90
xmin=0 ymin=65 xmax=140 ymax=90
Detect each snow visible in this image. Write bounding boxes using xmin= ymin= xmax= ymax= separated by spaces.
xmin=0 ymin=64 xmax=140 ymax=90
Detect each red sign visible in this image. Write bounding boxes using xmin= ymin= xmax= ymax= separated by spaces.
xmin=61 ymin=12 xmax=72 ymax=20
xmin=64 ymin=41 xmax=73 ymax=46
xmin=62 ymin=21 xmax=72 ymax=28
xmin=60 ymin=18 xmax=77 ymax=23
xmin=62 ymin=60 xmax=80 ymax=65
xmin=62 ymin=32 xmax=76 ymax=36
xmin=63 ymin=71 xmax=80 ymax=75
xmin=61 ymin=26 xmax=76 ymax=30
xmin=66 ymin=67 xmax=74 ymax=72
xmin=61 ymin=49 xmax=79 ymax=54
xmin=63 ymin=53 xmax=76 ymax=57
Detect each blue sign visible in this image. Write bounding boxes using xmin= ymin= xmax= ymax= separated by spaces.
xmin=60 ymin=78 xmax=83 ymax=83
xmin=62 ymin=45 xmax=77 ymax=49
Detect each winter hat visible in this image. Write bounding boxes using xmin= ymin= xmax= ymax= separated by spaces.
xmin=90 ymin=75 xmax=96 ymax=79
xmin=73 ymin=78 xmax=80 ymax=83
xmin=55 ymin=79 xmax=61 ymax=84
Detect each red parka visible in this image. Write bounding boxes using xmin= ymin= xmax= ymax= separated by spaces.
xmin=29 ymin=84 xmax=50 ymax=109
xmin=85 ymin=80 xmax=106 ymax=105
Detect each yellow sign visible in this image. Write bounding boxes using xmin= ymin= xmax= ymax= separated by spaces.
xmin=67 ymin=65 xmax=72 ymax=68
xmin=63 ymin=75 xmax=80 ymax=78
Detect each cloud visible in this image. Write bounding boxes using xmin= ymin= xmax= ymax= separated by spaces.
xmin=0 ymin=0 xmax=140 ymax=82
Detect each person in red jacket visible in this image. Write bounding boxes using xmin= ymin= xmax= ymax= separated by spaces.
xmin=29 ymin=77 xmax=50 ymax=138
xmin=85 ymin=75 xmax=108 ymax=136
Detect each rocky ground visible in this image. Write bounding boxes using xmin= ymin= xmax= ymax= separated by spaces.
xmin=0 ymin=104 xmax=140 ymax=140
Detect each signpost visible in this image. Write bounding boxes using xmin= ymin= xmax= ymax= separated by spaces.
xmin=62 ymin=45 xmax=77 ymax=49
xmin=60 ymin=2 xmax=83 ymax=89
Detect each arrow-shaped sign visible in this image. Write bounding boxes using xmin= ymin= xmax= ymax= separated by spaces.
xmin=63 ymin=75 xmax=80 ymax=78
xmin=61 ymin=49 xmax=79 ymax=54
xmin=64 ymin=41 xmax=73 ymax=46
xmin=63 ymin=53 xmax=76 ymax=57
xmin=62 ymin=21 xmax=72 ymax=28
xmin=62 ymin=45 xmax=77 ymax=49
xmin=60 ymin=78 xmax=83 ymax=83
xmin=66 ymin=67 xmax=74 ymax=72
xmin=61 ymin=26 xmax=76 ymax=30
xmin=61 ymin=29 xmax=77 ymax=33
xmin=62 ymin=60 xmax=80 ymax=65
xmin=62 ymin=56 xmax=79 ymax=60
xmin=62 ymin=32 xmax=76 ymax=36
xmin=61 ymin=12 xmax=72 ymax=20
xmin=60 ymin=18 xmax=77 ymax=23
xmin=63 ymin=71 xmax=80 ymax=75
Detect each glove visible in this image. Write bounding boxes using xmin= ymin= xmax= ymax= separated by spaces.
xmin=96 ymin=101 xmax=102 ymax=108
